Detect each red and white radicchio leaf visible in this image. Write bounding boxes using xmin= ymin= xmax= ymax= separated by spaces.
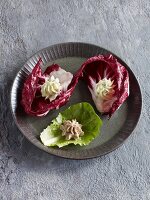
xmin=21 ymin=58 xmax=78 ymax=117
xmin=80 ymin=54 xmax=129 ymax=117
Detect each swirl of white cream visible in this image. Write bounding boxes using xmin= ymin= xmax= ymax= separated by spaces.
xmin=95 ymin=78 xmax=115 ymax=100
xmin=41 ymin=75 xmax=61 ymax=101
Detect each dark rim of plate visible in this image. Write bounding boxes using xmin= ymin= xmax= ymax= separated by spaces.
xmin=10 ymin=42 xmax=142 ymax=160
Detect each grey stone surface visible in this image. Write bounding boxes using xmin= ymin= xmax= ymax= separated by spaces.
xmin=0 ymin=0 xmax=150 ymax=199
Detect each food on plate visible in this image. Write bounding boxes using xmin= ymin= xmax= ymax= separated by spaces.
xmin=80 ymin=54 xmax=129 ymax=117
xmin=21 ymin=54 xmax=129 ymax=118
xmin=21 ymin=58 xmax=80 ymax=117
xmin=60 ymin=119 xmax=84 ymax=140
xmin=40 ymin=102 xmax=102 ymax=148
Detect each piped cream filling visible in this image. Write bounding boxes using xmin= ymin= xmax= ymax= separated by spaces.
xmin=95 ymin=78 xmax=115 ymax=100
xmin=41 ymin=75 xmax=61 ymax=101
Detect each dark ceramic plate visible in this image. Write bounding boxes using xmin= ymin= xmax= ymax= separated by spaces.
xmin=11 ymin=42 xmax=142 ymax=159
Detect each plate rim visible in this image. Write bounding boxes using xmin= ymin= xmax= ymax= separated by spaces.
xmin=10 ymin=42 xmax=142 ymax=159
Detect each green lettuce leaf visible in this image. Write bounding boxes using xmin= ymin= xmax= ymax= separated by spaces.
xmin=40 ymin=102 xmax=102 ymax=148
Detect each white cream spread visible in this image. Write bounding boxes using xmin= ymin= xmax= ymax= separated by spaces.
xmin=95 ymin=78 xmax=115 ymax=100
xmin=41 ymin=75 xmax=61 ymax=101
xmin=60 ymin=119 xmax=84 ymax=140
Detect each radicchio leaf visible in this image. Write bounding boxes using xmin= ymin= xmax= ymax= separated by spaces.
xmin=80 ymin=54 xmax=129 ymax=117
xmin=21 ymin=58 xmax=78 ymax=117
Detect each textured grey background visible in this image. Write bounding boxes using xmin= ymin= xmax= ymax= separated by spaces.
xmin=0 ymin=0 xmax=150 ymax=199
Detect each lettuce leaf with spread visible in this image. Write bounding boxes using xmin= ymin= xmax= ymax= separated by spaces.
xmin=40 ymin=102 xmax=102 ymax=148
